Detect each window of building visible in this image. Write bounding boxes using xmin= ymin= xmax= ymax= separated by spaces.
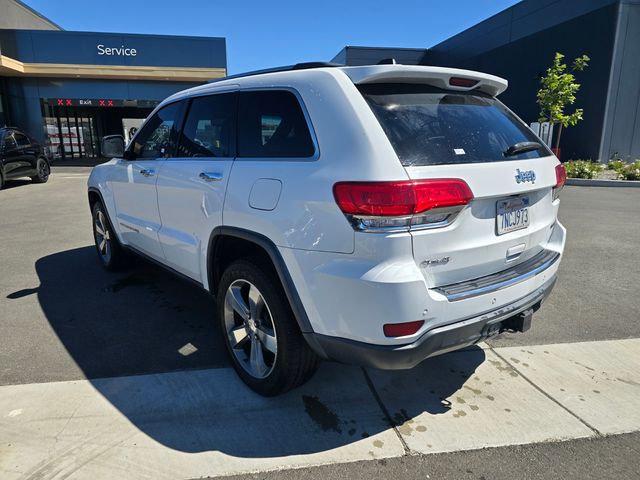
xmin=131 ymin=102 xmax=181 ymax=159
xmin=178 ymin=93 xmax=236 ymax=158
xmin=238 ymin=91 xmax=314 ymax=158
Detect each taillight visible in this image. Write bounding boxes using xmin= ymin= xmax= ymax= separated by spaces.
xmin=553 ymin=164 xmax=566 ymax=201
xmin=449 ymin=77 xmax=479 ymax=88
xmin=333 ymin=179 xmax=473 ymax=232
xmin=383 ymin=320 xmax=424 ymax=337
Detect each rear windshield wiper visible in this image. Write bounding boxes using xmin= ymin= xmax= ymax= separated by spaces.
xmin=504 ymin=141 xmax=543 ymax=157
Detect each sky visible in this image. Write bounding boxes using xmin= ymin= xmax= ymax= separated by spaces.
xmin=23 ymin=0 xmax=520 ymax=74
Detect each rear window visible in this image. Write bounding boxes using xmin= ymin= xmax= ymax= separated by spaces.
xmin=238 ymin=90 xmax=315 ymax=158
xmin=359 ymin=83 xmax=550 ymax=166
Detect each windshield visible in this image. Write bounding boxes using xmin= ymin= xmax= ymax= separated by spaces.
xmin=359 ymin=83 xmax=551 ymax=166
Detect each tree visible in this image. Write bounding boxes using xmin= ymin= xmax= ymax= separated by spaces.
xmin=537 ymin=52 xmax=590 ymax=151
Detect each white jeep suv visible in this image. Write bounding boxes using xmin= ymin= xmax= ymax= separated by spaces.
xmin=88 ymin=63 xmax=566 ymax=396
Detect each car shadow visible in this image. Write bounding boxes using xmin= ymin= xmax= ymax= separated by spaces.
xmin=27 ymin=246 xmax=228 ymax=379
xmin=1 ymin=179 xmax=33 ymax=190
xmin=22 ymin=246 xmax=486 ymax=457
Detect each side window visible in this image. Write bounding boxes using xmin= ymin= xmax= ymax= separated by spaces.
xmin=238 ymin=90 xmax=315 ymax=158
xmin=178 ymin=93 xmax=236 ymax=158
xmin=14 ymin=132 xmax=30 ymax=147
xmin=131 ymin=102 xmax=181 ymax=159
xmin=4 ymin=132 xmax=17 ymax=150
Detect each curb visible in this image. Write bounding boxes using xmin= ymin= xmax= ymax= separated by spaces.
xmin=566 ymin=178 xmax=640 ymax=188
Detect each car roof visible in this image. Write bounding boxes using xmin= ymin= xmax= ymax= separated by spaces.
xmin=159 ymin=63 xmax=508 ymax=108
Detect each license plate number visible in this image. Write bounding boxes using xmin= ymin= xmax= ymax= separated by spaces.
xmin=496 ymin=196 xmax=530 ymax=235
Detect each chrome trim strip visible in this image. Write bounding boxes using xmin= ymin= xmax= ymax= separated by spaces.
xmin=346 ymin=205 xmax=465 ymax=233
xmin=434 ymin=249 xmax=560 ymax=301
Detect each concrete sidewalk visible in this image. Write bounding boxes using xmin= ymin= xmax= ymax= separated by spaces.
xmin=1 ymin=338 xmax=639 ymax=480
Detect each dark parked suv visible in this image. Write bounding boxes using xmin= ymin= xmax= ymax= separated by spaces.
xmin=0 ymin=127 xmax=50 ymax=190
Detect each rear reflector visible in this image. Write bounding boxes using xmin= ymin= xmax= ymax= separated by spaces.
xmin=333 ymin=179 xmax=473 ymax=216
xmin=449 ymin=77 xmax=479 ymax=88
xmin=383 ymin=320 xmax=424 ymax=337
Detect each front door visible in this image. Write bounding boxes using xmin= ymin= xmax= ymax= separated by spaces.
xmin=156 ymin=91 xmax=237 ymax=282
xmin=110 ymin=102 xmax=182 ymax=260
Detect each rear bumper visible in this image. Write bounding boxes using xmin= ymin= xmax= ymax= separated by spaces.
xmin=305 ymin=275 xmax=556 ymax=370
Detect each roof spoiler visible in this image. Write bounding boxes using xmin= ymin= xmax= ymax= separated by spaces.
xmin=342 ymin=65 xmax=508 ymax=96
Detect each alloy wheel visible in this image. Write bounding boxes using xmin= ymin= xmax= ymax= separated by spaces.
xmin=223 ymin=279 xmax=278 ymax=379
xmin=39 ymin=161 xmax=50 ymax=181
xmin=94 ymin=210 xmax=111 ymax=264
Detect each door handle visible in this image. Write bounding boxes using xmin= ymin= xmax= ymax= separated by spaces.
xmin=139 ymin=168 xmax=155 ymax=177
xmin=199 ymin=172 xmax=223 ymax=182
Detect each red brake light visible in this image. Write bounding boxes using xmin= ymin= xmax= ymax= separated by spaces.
xmin=333 ymin=179 xmax=473 ymax=216
xmin=555 ymin=164 xmax=567 ymax=189
xmin=449 ymin=77 xmax=479 ymax=88
xmin=383 ymin=320 xmax=424 ymax=337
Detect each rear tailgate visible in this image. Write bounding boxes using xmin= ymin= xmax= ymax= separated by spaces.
xmin=405 ymin=158 xmax=558 ymax=287
xmin=350 ymin=66 xmax=561 ymax=289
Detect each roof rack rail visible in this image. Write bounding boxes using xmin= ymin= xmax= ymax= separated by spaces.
xmin=208 ymin=61 xmax=343 ymax=83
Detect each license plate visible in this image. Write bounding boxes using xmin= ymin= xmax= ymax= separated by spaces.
xmin=496 ymin=196 xmax=530 ymax=235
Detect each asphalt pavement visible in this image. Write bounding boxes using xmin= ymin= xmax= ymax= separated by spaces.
xmin=489 ymin=184 xmax=640 ymax=347
xmin=1 ymin=170 xmax=638 ymax=386
xmin=215 ymin=432 xmax=640 ymax=480
xmin=0 ymin=169 xmax=639 ymax=479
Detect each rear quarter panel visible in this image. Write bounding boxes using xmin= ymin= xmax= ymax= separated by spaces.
xmin=222 ymin=69 xmax=411 ymax=254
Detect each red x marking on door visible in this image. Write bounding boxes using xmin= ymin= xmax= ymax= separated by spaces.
xmin=107 ymin=100 xmax=114 ymax=107
xmin=66 ymin=99 xmax=72 ymax=106
xmin=57 ymin=99 xmax=64 ymax=106
xmin=99 ymin=100 xmax=105 ymax=106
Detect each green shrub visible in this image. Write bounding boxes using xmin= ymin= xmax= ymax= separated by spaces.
xmin=564 ymin=160 xmax=604 ymax=179
xmin=621 ymin=161 xmax=640 ymax=181
xmin=607 ymin=159 xmax=626 ymax=175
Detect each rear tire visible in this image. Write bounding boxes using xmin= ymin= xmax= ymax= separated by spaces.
xmin=217 ymin=259 xmax=319 ymax=396
xmin=0 ymin=171 xmax=4 ymax=190
xmin=92 ymin=201 xmax=127 ymax=271
xmin=30 ymin=158 xmax=50 ymax=184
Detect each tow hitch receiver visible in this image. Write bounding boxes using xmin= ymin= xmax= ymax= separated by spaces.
xmin=502 ymin=307 xmax=534 ymax=333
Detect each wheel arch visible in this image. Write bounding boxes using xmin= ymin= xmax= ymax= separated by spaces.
xmin=87 ymin=187 xmax=103 ymax=212
xmin=207 ymin=227 xmax=314 ymax=334
xmin=87 ymin=186 xmax=124 ymax=246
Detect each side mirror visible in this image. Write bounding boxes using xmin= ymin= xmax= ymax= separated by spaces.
xmin=100 ymin=135 xmax=125 ymax=158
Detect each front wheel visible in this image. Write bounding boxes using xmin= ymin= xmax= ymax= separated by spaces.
xmin=92 ymin=201 xmax=127 ymax=271
xmin=217 ymin=259 xmax=319 ymax=396
xmin=30 ymin=158 xmax=50 ymax=184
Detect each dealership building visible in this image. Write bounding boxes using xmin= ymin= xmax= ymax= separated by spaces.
xmin=0 ymin=0 xmax=226 ymax=162
xmin=2 ymin=0 xmax=639 ymax=163
xmin=333 ymin=0 xmax=640 ymax=162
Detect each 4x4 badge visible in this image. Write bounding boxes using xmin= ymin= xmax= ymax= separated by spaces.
xmin=421 ymin=256 xmax=450 ymax=267
xmin=515 ymin=168 xmax=536 ymax=184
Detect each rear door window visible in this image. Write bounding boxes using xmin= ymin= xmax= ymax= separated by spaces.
xmin=3 ymin=132 xmax=17 ymax=150
xmin=14 ymin=131 xmax=30 ymax=147
xmin=359 ymin=83 xmax=550 ymax=166
xmin=178 ymin=93 xmax=236 ymax=158
xmin=237 ymin=90 xmax=315 ymax=158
